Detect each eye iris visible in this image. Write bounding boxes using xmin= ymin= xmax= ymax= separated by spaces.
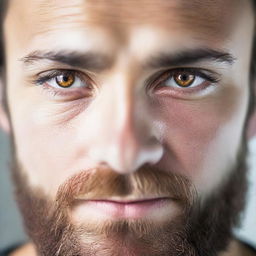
xmin=174 ymin=72 xmax=195 ymax=87
xmin=56 ymin=74 xmax=75 ymax=88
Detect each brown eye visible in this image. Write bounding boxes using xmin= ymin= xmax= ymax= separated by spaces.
xmin=56 ymin=74 xmax=75 ymax=88
xmin=174 ymin=72 xmax=195 ymax=87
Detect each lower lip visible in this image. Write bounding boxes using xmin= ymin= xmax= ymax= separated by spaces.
xmin=73 ymin=198 xmax=174 ymax=220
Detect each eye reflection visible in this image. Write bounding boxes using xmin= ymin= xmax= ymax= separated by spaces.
xmin=174 ymin=72 xmax=195 ymax=87
xmin=56 ymin=74 xmax=75 ymax=88
xmin=159 ymin=68 xmax=219 ymax=91
xmin=35 ymin=70 xmax=89 ymax=90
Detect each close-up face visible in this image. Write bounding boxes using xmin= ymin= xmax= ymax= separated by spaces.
xmin=2 ymin=0 xmax=256 ymax=255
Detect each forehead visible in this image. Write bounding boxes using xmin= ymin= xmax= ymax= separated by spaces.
xmin=6 ymin=0 xmax=246 ymax=46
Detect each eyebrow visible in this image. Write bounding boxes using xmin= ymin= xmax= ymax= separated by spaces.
xmin=21 ymin=51 xmax=112 ymax=71
xmin=21 ymin=48 xmax=235 ymax=71
xmin=146 ymin=48 xmax=236 ymax=69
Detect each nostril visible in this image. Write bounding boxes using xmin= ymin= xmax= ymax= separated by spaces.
xmin=109 ymin=142 xmax=164 ymax=174
xmin=86 ymin=131 xmax=164 ymax=175
xmin=137 ymin=144 xmax=164 ymax=166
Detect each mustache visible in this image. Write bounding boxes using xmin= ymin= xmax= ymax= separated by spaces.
xmin=56 ymin=164 xmax=196 ymax=208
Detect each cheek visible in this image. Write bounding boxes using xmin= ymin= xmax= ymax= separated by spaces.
xmin=155 ymin=86 xmax=248 ymax=194
xmin=10 ymin=101 xmax=93 ymax=197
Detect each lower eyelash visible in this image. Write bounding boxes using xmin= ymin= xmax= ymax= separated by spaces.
xmin=32 ymin=70 xmax=80 ymax=86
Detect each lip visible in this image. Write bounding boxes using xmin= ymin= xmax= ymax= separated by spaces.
xmin=72 ymin=197 xmax=178 ymax=220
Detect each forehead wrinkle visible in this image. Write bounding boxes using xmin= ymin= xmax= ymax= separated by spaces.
xmin=169 ymin=0 xmax=243 ymax=41
xmin=29 ymin=1 xmax=90 ymax=37
xmin=35 ymin=0 xmax=243 ymax=42
xmin=7 ymin=0 xmax=250 ymax=53
xmin=6 ymin=0 xmax=87 ymax=40
xmin=9 ymin=0 xmax=245 ymax=25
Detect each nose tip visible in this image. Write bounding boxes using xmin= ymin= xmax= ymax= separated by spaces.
xmin=101 ymin=138 xmax=163 ymax=174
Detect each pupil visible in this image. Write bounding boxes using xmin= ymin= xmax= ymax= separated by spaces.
xmin=62 ymin=76 xmax=69 ymax=82
xmin=180 ymin=74 xmax=189 ymax=81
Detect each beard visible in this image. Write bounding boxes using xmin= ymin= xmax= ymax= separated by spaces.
xmin=10 ymin=142 xmax=248 ymax=256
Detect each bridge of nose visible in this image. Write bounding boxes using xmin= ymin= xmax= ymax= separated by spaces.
xmin=76 ymin=65 xmax=163 ymax=174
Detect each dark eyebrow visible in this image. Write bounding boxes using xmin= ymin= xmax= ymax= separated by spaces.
xmin=146 ymin=48 xmax=236 ymax=69
xmin=20 ymin=51 xmax=112 ymax=71
xmin=21 ymin=48 xmax=235 ymax=71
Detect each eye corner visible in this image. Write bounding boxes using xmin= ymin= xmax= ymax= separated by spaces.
xmin=31 ymin=69 xmax=95 ymax=100
xmin=148 ymin=67 xmax=220 ymax=97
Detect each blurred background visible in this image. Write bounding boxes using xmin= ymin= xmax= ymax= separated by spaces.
xmin=0 ymin=130 xmax=255 ymax=251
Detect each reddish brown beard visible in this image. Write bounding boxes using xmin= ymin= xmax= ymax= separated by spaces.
xmin=11 ymin=145 xmax=248 ymax=256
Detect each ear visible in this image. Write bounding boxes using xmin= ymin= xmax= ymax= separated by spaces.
xmin=0 ymin=75 xmax=10 ymax=133
xmin=247 ymin=109 xmax=256 ymax=139
xmin=246 ymin=78 xmax=256 ymax=139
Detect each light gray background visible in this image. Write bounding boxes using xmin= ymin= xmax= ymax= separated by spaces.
xmin=0 ymin=131 xmax=255 ymax=250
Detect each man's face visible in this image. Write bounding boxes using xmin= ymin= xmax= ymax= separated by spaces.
xmin=3 ymin=0 xmax=255 ymax=255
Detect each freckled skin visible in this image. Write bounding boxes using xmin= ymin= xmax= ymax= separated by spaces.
xmin=2 ymin=0 xmax=256 ymax=255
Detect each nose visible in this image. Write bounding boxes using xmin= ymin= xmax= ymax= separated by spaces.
xmin=79 ymin=79 xmax=163 ymax=174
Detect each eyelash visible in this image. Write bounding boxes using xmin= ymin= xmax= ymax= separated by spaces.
xmin=33 ymin=70 xmax=85 ymax=86
xmin=32 ymin=69 xmax=93 ymax=99
xmin=33 ymin=68 xmax=220 ymax=99
xmin=148 ymin=67 xmax=220 ymax=97
xmin=152 ymin=68 xmax=219 ymax=87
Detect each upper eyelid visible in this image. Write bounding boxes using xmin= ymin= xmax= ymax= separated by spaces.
xmin=148 ymin=67 xmax=220 ymax=87
xmin=166 ymin=68 xmax=219 ymax=80
xmin=34 ymin=69 xmax=90 ymax=85
xmin=33 ymin=67 xmax=220 ymax=88
xmin=38 ymin=69 xmax=83 ymax=79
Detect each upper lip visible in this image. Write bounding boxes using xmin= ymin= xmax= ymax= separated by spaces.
xmin=74 ymin=196 xmax=172 ymax=204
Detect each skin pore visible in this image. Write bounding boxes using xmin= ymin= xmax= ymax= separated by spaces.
xmin=1 ymin=0 xmax=256 ymax=255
